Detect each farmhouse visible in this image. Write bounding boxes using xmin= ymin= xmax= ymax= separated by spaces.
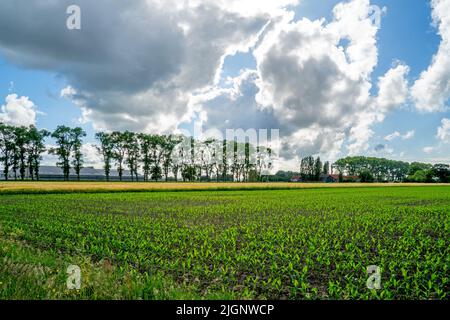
xmin=321 ymin=174 xmax=338 ymax=183
xmin=323 ymin=174 xmax=360 ymax=183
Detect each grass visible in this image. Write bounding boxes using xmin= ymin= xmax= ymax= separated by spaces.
xmin=0 ymin=185 xmax=449 ymax=300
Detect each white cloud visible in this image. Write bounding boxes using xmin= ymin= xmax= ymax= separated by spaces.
xmin=191 ymin=0 xmax=411 ymax=162
xmin=346 ymin=63 xmax=409 ymax=154
xmin=384 ymin=130 xmax=415 ymax=141
xmin=437 ymin=118 xmax=450 ymax=142
xmin=375 ymin=64 xmax=410 ymax=112
xmin=411 ymin=0 xmax=450 ymax=112
xmin=0 ymin=0 xmax=299 ymax=133
xmin=0 ymin=94 xmax=37 ymax=126
xmin=423 ymin=146 xmax=436 ymax=154
xmin=81 ymin=143 xmax=103 ymax=167
xmin=418 ymin=119 xmax=450 ymax=157
xmin=0 ymin=0 xmax=419 ymax=164
xmin=252 ymin=0 xmax=385 ymax=158
xmin=384 ymin=131 xmax=401 ymax=141
xmin=403 ymin=130 xmax=415 ymax=140
xmin=60 ymin=86 xmax=76 ymax=99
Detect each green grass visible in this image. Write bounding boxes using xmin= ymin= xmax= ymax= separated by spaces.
xmin=0 ymin=186 xmax=449 ymax=300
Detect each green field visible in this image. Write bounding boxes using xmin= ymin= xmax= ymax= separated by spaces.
xmin=0 ymin=186 xmax=448 ymax=300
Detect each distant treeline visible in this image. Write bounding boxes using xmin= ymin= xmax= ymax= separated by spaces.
xmin=271 ymin=156 xmax=449 ymax=183
xmin=271 ymin=156 xmax=450 ymax=183
xmin=333 ymin=156 xmax=449 ymax=183
xmin=1 ymin=123 xmax=449 ymax=183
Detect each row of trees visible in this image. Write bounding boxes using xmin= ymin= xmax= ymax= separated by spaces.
xmin=333 ymin=156 xmax=450 ymax=183
xmin=0 ymin=124 xmax=87 ymax=181
xmin=1 ymin=123 xmax=275 ymax=182
xmin=95 ymin=131 xmax=273 ymax=182
xmin=2 ymin=123 xmax=449 ymax=183
xmin=49 ymin=126 xmax=87 ymax=181
xmin=0 ymin=123 xmax=49 ymax=181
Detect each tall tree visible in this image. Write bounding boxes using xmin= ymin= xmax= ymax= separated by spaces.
xmin=300 ymin=156 xmax=317 ymax=181
xmin=11 ymin=137 xmax=19 ymax=180
xmin=323 ymin=161 xmax=330 ymax=175
xmin=221 ymin=139 xmax=231 ymax=182
xmin=27 ymin=126 xmax=49 ymax=181
xmin=0 ymin=123 xmax=15 ymax=180
xmin=14 ymin=126 xmax=30 ymax=180
xmin=138 ymin=133 xmax=152 ymax=182
xmin=50 ymin=126 xmax=73 ymax=181
xmin=307 ymin=156 xmax=315 ymax=181
xmin=314 ymin=157 xmax=322 ymax=181
xmin=111 ymin=131 xmax=127 ymax=181
xmin=198 ymin=139 xmax=216 ymax=182
xmin=182 ymin=165 xmax=196 ymax=182
xmin=95 ymin=132 xmax=114 ymax=181
xmin=149 ymin=135 xmax=165 ymax=182
xmin=71 ymin=127 xmax=86 ymax=181
xmin=243 ymin=142 xmax=256 ymax=182
xmin=161 ymin=135 xmax=182 ymax=182
xmin=123 ymin=131 xmax=140 ymax=182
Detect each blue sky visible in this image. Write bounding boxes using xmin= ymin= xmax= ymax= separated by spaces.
xmin=0 ymin=0 xmax=449 ymax=168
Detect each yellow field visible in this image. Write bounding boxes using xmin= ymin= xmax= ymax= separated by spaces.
xmin=0 ymin=181 xmax=447 ymax=194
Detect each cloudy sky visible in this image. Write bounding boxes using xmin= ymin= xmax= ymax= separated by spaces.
xmin=0 ymin=0 xmax=449 ymax=170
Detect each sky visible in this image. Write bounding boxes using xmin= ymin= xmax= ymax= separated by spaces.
xmin=0 ymin=0 xmax=449 ymax=170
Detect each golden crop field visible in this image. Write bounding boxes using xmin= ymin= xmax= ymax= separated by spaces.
xmin=0 ymin=181 xmax=448 ymax=194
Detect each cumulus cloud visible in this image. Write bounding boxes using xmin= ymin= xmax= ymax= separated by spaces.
xmin=186 ymin=0 xmax=412 ymax=164
xmin=411 ymin=0 xmax=450 ymax=112
xmin=0 ymin=0 xmax=417 ymax=165
xmin=346 ymin=63 xmax=409 ymax=154
xmin=195 ymin=70 xmax=280 ymax=132
xmin=0 ymin=94 xmax=37 ymax=126
xmin=246 ymin=0 xmax=407 ymax=158
xmin=0 ymin=0 xmax=297 ymax=133
xmin=375 ymin=64 xmax=410 ymax=112
xmin=437 ymin=118 xmax=450 ymax=142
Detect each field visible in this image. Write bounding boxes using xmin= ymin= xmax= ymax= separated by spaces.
xmin=0 ymin=184 xmax=449 ymax=300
